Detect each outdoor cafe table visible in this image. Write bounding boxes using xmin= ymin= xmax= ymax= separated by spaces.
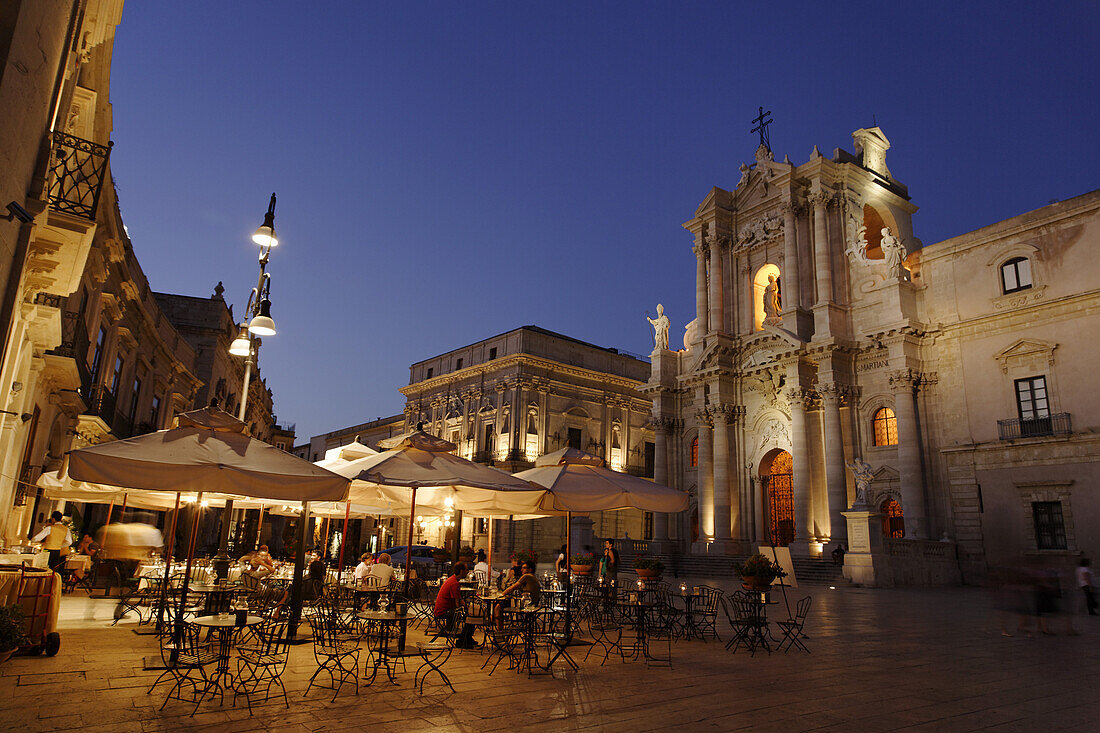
xmin=617 ymin=600 xmax=656 ymax=662
xmin=189 ymin=583 xmax=241 ymax=615
xmin=191 ymin=614 xmax=263 ymax=705
xmin=502 ymin=606 xmax=542 ymax=676
xmin=677 ymin=591 xmax=706 ymax=640
xmin=356 ymin=610 xmax=413 ymax=685
xmin=341 ymin=582 xmax=390 ymax=609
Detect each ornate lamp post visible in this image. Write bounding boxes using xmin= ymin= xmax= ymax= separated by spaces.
xmin=213 ymin=194 xmax=279 ymax=580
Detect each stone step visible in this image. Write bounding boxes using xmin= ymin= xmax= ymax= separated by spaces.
xmin=616 ymin=551 xmax=850 ymax=586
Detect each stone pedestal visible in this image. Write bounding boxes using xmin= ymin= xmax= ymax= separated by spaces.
xmin=648 ymin=348 xmax=678 ymax=385
xmin=842 ymin=509 xmax=888 ymax=587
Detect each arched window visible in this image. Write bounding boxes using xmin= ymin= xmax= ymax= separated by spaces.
xmin=872 ymin=407 xmax=898 ymax=446
xmin=880 ymin=499 xmax=904 ymax=538
xmin=690 ymin=437 xmax=698 ymax=467
xmin=1001 ymin=257 xmax=1032 ymax=294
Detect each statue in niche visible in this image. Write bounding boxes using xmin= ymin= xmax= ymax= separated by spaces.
xmin=845 ymin=458 xmax=875 ymax=507
xmin=646 ymin=304 xmax=671 ymax=351
xmin=880 ymin=227 xmax=906 ymax=279
xmin=762 ymin=275 xmax=782 ymax=325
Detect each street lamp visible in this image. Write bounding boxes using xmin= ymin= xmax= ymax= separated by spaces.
xmin=213 ymin=193 xmax=279 ymax=581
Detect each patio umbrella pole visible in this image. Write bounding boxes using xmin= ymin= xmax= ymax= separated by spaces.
xmin=487 ymin=517 xmax=493 ymax=587
xmin=399 ymin=485 xmax=417 ymax=653
xmin=337 ymin=501 xmax=350 ymax=583
xmin=119 ymin=493 xmax=128 ymax=523
xmin=287 ymin=502 xmax=309 ymax=642
xmin=154 ymin=492 xmax=181 ymax=632
xmin=173 ymin=492 xmax=203 ymax=648
xmin=565 ymin=511 xmax=572 ymax=641
xmin=254 ymin=505 xmax=265 ymax=551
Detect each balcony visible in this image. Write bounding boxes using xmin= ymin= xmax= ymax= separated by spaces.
xmin=997 ymin=413 xmax=1072 ymax=440
xmin=46 ymin=309 xmax=92 ymax=393
xmin=46 ymin=131 xmax=113 ymax=221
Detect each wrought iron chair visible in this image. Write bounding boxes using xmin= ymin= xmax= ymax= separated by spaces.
xmin=584 ymin=598 xmax=625 ymax=665
xmin=775 ymin=595 xmax=812 ymax=653
xmin=304 ymin=613 xmax=360 ymax=701
xmin=723 ymin=593 xmax=769 ymax=656
xmin=537 ymin=606 xmax=579 ymax=671
xmin=156 ymin=622 xmax=219 ymax=716
xmin=234 ymin=619 xmax=290 ymax=713
xmin=696 ymin=584 xmax=724 ymax=640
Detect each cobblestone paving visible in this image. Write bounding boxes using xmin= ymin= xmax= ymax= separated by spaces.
xmin=1 ymin=581 xmax=1098 ymax=732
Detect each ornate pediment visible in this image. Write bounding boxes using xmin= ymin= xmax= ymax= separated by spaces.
xmin=993 ymin=339 xmax=1057 ymax=372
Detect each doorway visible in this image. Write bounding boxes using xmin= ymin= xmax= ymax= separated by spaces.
xmin=760 ymin=449 xmax=794 ymax=546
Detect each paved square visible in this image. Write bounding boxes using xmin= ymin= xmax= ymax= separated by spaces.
xmin=1 ymin=581 xmax=1097 ymax=732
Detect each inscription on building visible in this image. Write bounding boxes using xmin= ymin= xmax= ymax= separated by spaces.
xmin=857 ymin=359 xmax=890 ymax=373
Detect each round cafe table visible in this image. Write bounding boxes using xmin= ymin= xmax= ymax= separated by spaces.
xmin=677 ymin=592 xmax=706 ymax=640
xmin=356 ymin=610 xmax=412 ymax=685
xmin=191 ymin=614 xmax=263 ymax=706
xmin=189 ymin=583 xmax=241 ymax=615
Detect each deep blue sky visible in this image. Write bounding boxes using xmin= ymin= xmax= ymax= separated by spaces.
xmin=108 ymin=2 xmax=1099 ymax=442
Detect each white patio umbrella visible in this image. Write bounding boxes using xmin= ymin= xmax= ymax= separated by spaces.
xmin=332 ymin=428 xmax=548 ymax=636
xmin=64 ymin=406 xmax=350 ymax=638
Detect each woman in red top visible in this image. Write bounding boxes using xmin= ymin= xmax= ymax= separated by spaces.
xmin=434 ymin=562 xmax=477 ymax=648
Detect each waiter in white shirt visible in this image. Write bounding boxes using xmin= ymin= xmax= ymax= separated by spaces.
xmin=32 ymin=511 xmax=72 ymax=570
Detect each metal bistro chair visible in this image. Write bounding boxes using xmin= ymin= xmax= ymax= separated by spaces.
xmin=304 ymin=613 xmax=360 ymax=701
xmin=234 ymin=619 xmax=290 ymax=714
xmin=584 ymin=598 xmax=625 ymax=666
xmin=156 ymin=623 xmax=220 ymax=716
xmin=775 ymin=595 xmax=812 ymax=653
xmin=696 ymin=584 xmax=724 ymax=641
xmin=415 ymin=614 xmax=458 ymax=694
xmin=723 ymin=593 xmax=769 ymax=656
xmin=538 ymin=606 xmax=579 ymax=672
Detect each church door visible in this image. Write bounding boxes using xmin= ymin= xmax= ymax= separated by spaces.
xmin=761 ymin=449 xmax=794 ymax=546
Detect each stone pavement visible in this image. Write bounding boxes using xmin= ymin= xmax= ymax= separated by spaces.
xmin=1 ymin=581 xmax=1098 ymax=732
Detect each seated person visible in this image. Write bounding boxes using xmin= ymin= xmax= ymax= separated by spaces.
xmin=244 ymin=544 xmax=275 ymax=579
xmin=473 ymin=550 xmax=489 ymax=583
xmin=353 ymin=552 xmax=373 ymax=586
xmin=368 ymin=552 xmax=394 ymax=587
xmin=308 ymin=552 xmax=327 ymax=597
xmin=494 ymin=561 xmax=541 ymax=626
xmin=500 ymin=557 xmax=522 ymax=589
xmin=434 ymin=562 xmax=477 ymax=648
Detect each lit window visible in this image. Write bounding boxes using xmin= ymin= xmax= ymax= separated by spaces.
xmin=1001 ymin=257 xmax=1032 ymax=294
xmin=1032 ymin=501 xmax=1066 ymax=550
xmin=690 ymin=437 xmax=698 ymax=467
xmin=872 ymin=407 xmax=898 ymax=446
xmin=880 ymin=499 xmax=904 ymax=538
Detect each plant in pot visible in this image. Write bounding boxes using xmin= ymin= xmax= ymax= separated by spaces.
xmin=570 ymin=552 xmax=596 ymax=575
xmin=458 ymin=545 xmax=476 ymax=562
xmin=0 ymin=605 xmax=26 ymax=663
xmin=510 ymin=549 xmax=538 ymax=569
xmin=432 ymin=547 xmax=449 ymax=563
xmin=733 ymin=553 xmax=787 ymax=591
xmin=633 ymin=556 xmax=664 ymax=579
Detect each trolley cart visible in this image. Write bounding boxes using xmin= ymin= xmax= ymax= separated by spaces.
xmin=9 ymin=564 xmax=61 ymax=656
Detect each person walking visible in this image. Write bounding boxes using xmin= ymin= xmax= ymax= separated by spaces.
xmin=1077 ymin=558 xmax=1096 ymax=617
xmin=32 ymin=511 xmax=72 ymax=571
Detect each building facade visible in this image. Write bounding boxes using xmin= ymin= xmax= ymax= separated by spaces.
xmin=648 ymin=126 xmax=1099 ymax=581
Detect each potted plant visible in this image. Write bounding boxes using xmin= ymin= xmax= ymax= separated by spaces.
xmin=432 ymin=547 xmax=449 ymax=563
xmin=570 ymin=552 xmax=596 ymax=575
xmin=733 ymin=553 xmax=787 ymax=591
xmin=633 ymin=556 xmax=664 ymax=579
xmin=510 ymin=549 xmax=538 ymax=569
xmin=0 ymin=605 xmax=26 ymax=664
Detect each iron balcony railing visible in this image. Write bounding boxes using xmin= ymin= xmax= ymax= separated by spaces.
xmin=46 ymin=131 xmax=113 ymax=220
xmin=46 ymin=309 xmax=92 ymax=393
xmin=997 ymin=413 xmax=1072 ymax=440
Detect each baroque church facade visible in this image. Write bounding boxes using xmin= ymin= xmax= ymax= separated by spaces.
xmin=647 ymin=126 xmax=1099 ymax=582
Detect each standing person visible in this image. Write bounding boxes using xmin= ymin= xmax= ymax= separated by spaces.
xmin=601 ymin=539 xmax=619 ymax=587
xmin=434 ymin=562 xmax=477 ymax=648
xmin=32 ymin=511 xmax=72 ymax=571
xmin=555 ymin=545 xmax=568 ymax=586
xmin=1077 ymin=558 xmax=1096 ymax=617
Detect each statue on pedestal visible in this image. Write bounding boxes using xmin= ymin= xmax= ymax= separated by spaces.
xmin=880 ymin=227 xmax=906 ymax=279
xmin=647 ymin=304 xmax=671 ymax=352
xmin=763 ymin=275 xmax=782 ymax=325
xmin=845 ymin=458 xmax=874 ymax=508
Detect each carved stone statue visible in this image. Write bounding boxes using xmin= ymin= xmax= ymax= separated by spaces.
xmin=762 ymin=275 xmax=782 ymax=324
xmin=647 ymin=304 xmax=671 ymax=352
xmin=880 ymin=227 xmax=906 ymax=279
xmin=737 ymin=162 xmax=752 ymax=189
xmin=845 ymin=458 xmax=874 ymax=507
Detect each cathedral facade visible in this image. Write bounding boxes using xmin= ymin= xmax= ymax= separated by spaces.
xmin=647 ymin=126 xmax=1099 ymax=580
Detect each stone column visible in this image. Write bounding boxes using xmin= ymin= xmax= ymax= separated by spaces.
xmin=707 ymin=234 xmax=724 ymax=334
xmin=510 ymin=380 xmax=523 ymax=459
xmin=693 ymin=243 xmax=709 ymax=335
xmin=781 ymin=201 xmax=801 ymax=312
xmin=810 ymin=192 xmax=832 ymax=306
xmin=653 ymin=416 xmax=670 ymax=540
xmin=494 ymin=384 xmax=505 ymax=458
xmin=711 ymin=404 xmax=732 ymax=541
xmin=786 ymin=387 xmax=814 ymax=545
xmin=890 ymin=369 xmax=927 ymax=538
xmin=820 ymin=383 xmax=848 ymax=543
xmin=696 ymin=409 xmax=714 ymax=540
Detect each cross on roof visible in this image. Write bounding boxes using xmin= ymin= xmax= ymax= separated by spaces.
xmin=751 ymin=106 xmax=773 ymax=151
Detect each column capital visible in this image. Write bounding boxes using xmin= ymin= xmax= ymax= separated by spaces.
xmin=807 ymin=191 xmax=830 ymax=209
xmin=694 ymin=408 xmax=714 ymax=427
xmin=709 ymin=403 xmax=745 ymax=424
xmin=692 ymin=243 xmax=709 ymax=259
xmin=780 ymin=198 xmax=804 ymax=216
xmin=818 ymin=382 xmax=845 ymax=403
xmin=888 ymin=368 xmax=919 ymax=392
